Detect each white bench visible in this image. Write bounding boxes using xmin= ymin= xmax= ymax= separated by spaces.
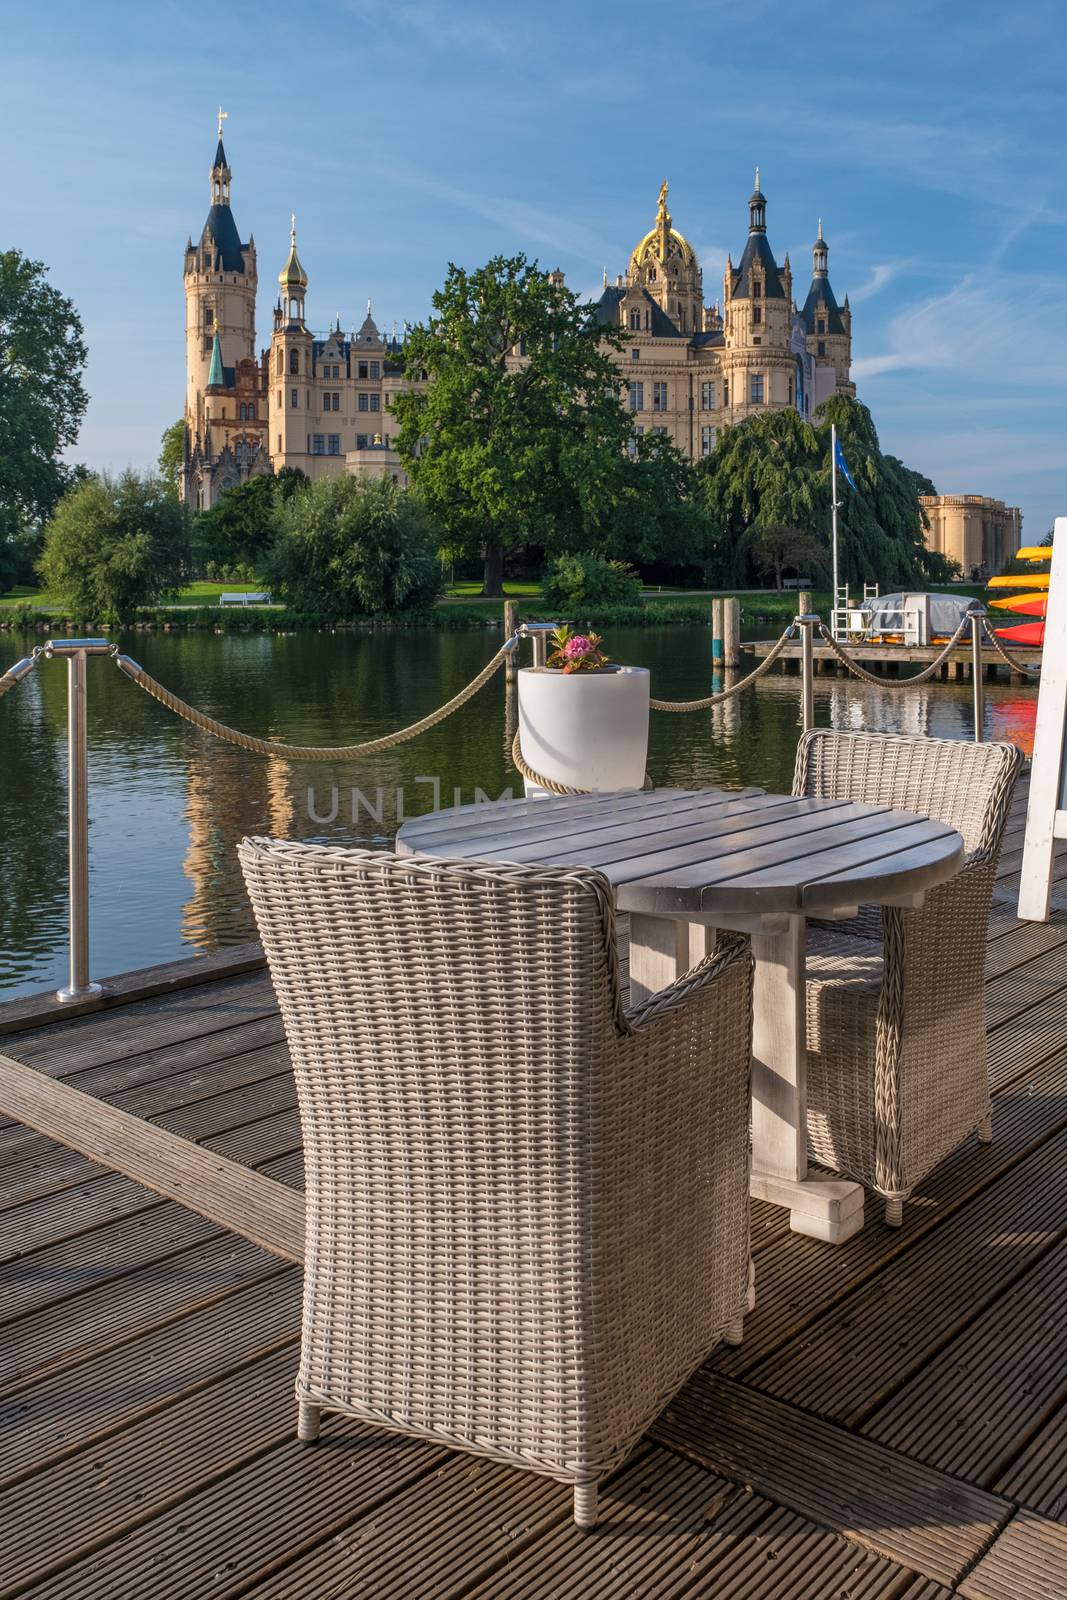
xmin=219 ymin=592 xmax=271 ymax=607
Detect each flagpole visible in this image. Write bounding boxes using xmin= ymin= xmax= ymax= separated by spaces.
xmin=831 ymin=421 xmax=840 ymax=639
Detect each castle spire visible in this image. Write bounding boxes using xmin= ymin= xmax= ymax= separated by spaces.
xmin=210 ymin=119 xmax=231 ymax=207
xmin=813 ymin=219 xmax=829 ymax=277
xmin=748 ymin=168 xmax=766 ymax=234
xmin=206 ymin=326 xmax=225 ymax=389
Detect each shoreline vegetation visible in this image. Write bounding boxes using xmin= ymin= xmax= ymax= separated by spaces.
xmin=0 ymin=584 xmax=986 ymax=637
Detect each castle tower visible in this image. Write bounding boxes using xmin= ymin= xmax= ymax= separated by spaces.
xmin=800 ymin=221 xmax=855 ymax=402
xmin=720 ymin=171 xmax=797 ymax=421
xmin=183 ymin=117 xmax=267 ymax=506
xmin=269 ymin=218 xmax=314 ymax=472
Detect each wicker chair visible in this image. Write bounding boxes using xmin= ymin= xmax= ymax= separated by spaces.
xmin=238 ymin=839 xmax=754 ymax=1527
xmin=793 ymin=730 xmax=1023 ymax=1226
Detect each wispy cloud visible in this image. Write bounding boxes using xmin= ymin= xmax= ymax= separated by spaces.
xmin=849 ymin=262 xmax=901 ymax=303
xmin=337 ymin=0 xmax=514 ymax=56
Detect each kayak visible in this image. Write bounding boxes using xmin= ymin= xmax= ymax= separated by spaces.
xmin=996 ymin=622 xmax=1045 ymax=647
xmin=1015 ymin=546 xmax=1054 ymax=562
xmin=988 ymin=574 xmax=1050 ymax=590
xmin=988 ymin=594 xmax=1048 ymax=617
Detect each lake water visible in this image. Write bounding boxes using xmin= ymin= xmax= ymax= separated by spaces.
xmin=0 ymin=624 xmax=1037 ymax=999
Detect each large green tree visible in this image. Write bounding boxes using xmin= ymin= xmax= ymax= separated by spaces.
xmin=700 ymin=396 xmax=956 ymax=589
xmin=604 ymin=433 xmax=713 ymax=570
xmin=194 ymin=467 xmax=307 ymax=573
xmin=0 ymin=250 xmax=89 ymax=585
xmin=391 ymin=255 xmax=633 ymax=596
xmin=38 ymin=471 xmax=190 ymax=619
xmin=267 ymin=475 xmax=442 ymax=617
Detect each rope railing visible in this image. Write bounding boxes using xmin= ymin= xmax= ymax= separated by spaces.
xmin=814 ymin=613 xmax=975 ymax=687
xmin=982 ymin=622 xmax=1042 ymax=679
xmin=112 ymin=636 xmax=522 ymax=761
xmin=648 ymin=624 xmax=797 ymax=711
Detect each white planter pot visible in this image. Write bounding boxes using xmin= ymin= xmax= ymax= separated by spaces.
xmin=517 ymin=666 xmax=650 ymax=797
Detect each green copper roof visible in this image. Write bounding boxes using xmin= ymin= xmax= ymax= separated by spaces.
xmin=207 ymin=328 xmax=225 ymax=388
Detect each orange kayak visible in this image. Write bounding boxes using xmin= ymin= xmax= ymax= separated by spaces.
xmin=988 ymin=574 xmax=1050 ymax=590
xmin=988 ymin=594 xmax=1048 ymax=617
xmin=996 ymin=622 xmax=1045 ymax=647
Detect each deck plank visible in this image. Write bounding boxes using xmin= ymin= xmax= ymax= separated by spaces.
xmin=651 ymin=1372 xmax=1009 ymax=1587
xmin=959 ymin=1510 xmax=1067 ymax=1599
xmin=741 ymin=1128 xmax=1067 ymax=1425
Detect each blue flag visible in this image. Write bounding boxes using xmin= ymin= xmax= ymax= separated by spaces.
xmin=835 ymin=437 xmax=858 ymax=492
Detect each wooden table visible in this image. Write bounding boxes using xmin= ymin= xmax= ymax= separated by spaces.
xmin=397 ymin=787 xmax=964 ymax=1245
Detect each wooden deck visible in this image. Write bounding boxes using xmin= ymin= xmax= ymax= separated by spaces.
xmin=0 ymin=783 xmax=1065 ymax=1597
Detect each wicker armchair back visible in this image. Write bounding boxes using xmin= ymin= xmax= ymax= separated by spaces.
xmin=793 ymin=732 xmax=1023 ymax=1221
xmin=238 ymin=839 xmax=754 ymax=1524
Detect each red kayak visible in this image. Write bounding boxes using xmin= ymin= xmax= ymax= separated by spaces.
xmin=989 ymin=594 xmax=1048 ymax=618
xmin=996 ymin=621 xmax=1045 ymax=647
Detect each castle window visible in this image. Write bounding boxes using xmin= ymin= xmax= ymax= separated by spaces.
xmin=629 ymin=309 xmax=641 ymax=330
xmin=628 ymin=381 xmax=644 ymax=412
xmin=752 ymin=306 xmax=761 ymax=326
xmin=357 ymin=433 xmax=369 ymax=449
xmin=370 ymin=361 xmax=380 ymax=378
xmin=291 ymin=388 xmax=298 ymax=408
xmin=631 ymin=348 xmax=640 ymax=361
xmin=817 ymin=340 xmax=826 ymax=357
xmin=312 ymin=434 xmax=325 ymax=455
xmin=750 ymin=373 xmax=764 ymax=404
xmin=752 ymin=281 xmax=762 ymax=299
xmin=652 ymin=382 xmax=668 ymax=412
xmin=627 ymin=424 xmax=645 ymax=459
xmin=723 ymin=381 xmax=729 ymax=405
xmin=817 ymin=318 xmax=826 ymax=334
xmin=358 ymin=360 xmax=369 ymax=379
xmin=203 ymin=336 xmax=212 ymax=354
xmin=652 ymin=425 xmax=667 ymax=435
xmin=358 ymin=393 xmax=370 ymax=412
xmin=204 ymin=308 xmax=214 ymax=327
xmin=327 ymin=434 xmax=341 ymax=456
xmin=370 ymin=394 xmax=380 ymax=412
xmin=277 ymin=434 xmax=282 ymax=452
xmin=701 ymin=425 xmax=716 ymax=456
xmin=276 ymin=350 xmax=283 ymax=375
xmin=701 ymin=381 xmax=715 ymax=409
xmin=277 ymin=389 xmax=282 ymax=408
xmin=289 ymin=349 xmax=299 ymax=375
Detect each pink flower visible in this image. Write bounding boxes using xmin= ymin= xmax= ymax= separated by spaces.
xmin=564 ymin=635 xmax=593 ymax=660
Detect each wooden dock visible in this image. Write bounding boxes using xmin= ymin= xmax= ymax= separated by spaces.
xmin=0 ymin=781 xmax=1065 ymax=1597
xmin=751 ymin=638 xmax=1041 ymax=681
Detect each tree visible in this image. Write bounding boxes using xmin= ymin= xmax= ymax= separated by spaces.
xmin=749 ymin=524 xmax=829 ymax=589
xmin=267 ymin=475 xmax=442 ymax=616
xmin=700 ymin=408 xmax=828 ymax=585
xmin=604 ymin=433 xmax=713 ymax=571
xmin=0 ymin=251 xmax=88 ymax=543
xmin=194 ymin=467 xmax=306 ymax=574
xmin=37 ymin=471 xmax=191 ymax=619
xmin=158 ymin=419 xmax=185 ymax=500
xmin=391 ymin=255 xmax=633 ymax=596
xmin=699 ymin=396 xmax=955 ymax=589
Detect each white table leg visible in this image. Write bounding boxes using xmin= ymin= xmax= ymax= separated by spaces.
xmin=750 ymin=916 xmax=865 ymax=1244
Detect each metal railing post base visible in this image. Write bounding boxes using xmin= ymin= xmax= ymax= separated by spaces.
xmin=56 ymin=981 xmax=104 ymax=1005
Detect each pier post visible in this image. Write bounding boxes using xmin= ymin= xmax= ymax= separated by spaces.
xmin=723 ymin=598 xmax=741 ymax=669
xmin=711 ymin=598 xmax=724 ymax=668
xmin=970 ymin=613 xmax=985 ymax=742
xmin=503 ymin=600 xmax=517 ymax=683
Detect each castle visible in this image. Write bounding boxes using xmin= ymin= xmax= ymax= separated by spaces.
xmin=182 ymin=131 xmax=854 ymax=509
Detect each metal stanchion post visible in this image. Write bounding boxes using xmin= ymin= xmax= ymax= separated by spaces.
xmin=798 ymin=614 xmax=818 ymax=732
xmin=503 ymin=600 xmax=517 ymax=683
xmin=970 ymin=610 xmax=985 ymax=743
xmin=45 ymin=639 xmax=112 ymax=1002
xmin=519 ymin=622 xmax=562 ymax=669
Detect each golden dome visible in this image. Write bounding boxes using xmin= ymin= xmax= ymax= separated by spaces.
xmin=278 ymin=215 xmax=308 ymax=291
xmin=629 ymin=179 xmax=696 ymax=271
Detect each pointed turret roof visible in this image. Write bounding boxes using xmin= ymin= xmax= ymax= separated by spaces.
xmin=730 ymin=174 xmax=785 ymax=301
xmin=200 ymin=129 xmax=246 ymax=273
xmin=800 ymin=221 xmax=845 ymax=334
xmin=206 ymin=327 xmax=225 ymax=388
xmin=213 ymin=137 xmax=228 ymax=171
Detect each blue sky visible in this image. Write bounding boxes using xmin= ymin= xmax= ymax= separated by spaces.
xmin=5 ymin=0 xmax=1065 ymax=538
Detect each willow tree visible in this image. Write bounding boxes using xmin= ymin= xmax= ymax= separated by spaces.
xmin=701 ymin=396 xmax=954 ymax=589
xmin=391 ymin=255 xmax=632 ymax=596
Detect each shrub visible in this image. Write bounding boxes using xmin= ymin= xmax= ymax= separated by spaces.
xmin=37 ymin=471 xmax=190 ymax=621
xmin=267 ymin=477 xmax=443 ymax=618
xmin=541 ymin=551 xmax=641 ymax=614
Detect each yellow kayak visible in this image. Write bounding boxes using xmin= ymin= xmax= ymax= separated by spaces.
xmin=988 ymin=573 xmax=1051 ymax=590
xmin=1016 ymin=546 xmax=1053 ymax=562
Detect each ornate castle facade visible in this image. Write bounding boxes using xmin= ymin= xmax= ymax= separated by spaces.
xmin=182 ymin=135 xmax=854 ymax=508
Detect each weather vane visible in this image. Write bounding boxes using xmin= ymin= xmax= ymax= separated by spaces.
xmin=217 ymin=106 xmax=228 ymax=139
